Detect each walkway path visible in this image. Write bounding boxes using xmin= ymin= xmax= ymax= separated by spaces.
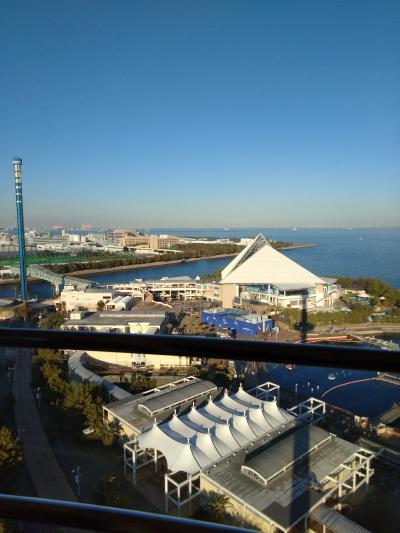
xmin=12 ymin=348 xmax=77 ymax=502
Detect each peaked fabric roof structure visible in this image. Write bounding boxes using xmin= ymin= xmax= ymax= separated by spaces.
xmin=137 ymin=384 xmax=295 ymax=475
xmin=220 ymin=233 xmax=325 ymax=287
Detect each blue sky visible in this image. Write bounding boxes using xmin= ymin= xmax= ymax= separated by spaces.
xmin=1 ymin=0 xmax=399 ymax=228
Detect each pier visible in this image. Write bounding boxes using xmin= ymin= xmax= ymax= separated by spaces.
xmin=377 ymin=372 xmax=400 ymax=386
xmin=372 ymin=403 xmax=400 ymax=426
xmin=302 ymin=330 xmax=400 ymax=351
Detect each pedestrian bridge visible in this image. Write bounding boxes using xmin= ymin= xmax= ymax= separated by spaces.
xmin=7 ymin=264 xmax=96 ymax=293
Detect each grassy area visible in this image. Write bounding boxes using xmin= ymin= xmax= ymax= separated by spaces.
xmin=0 ymin=252 xmax=136 ymax=267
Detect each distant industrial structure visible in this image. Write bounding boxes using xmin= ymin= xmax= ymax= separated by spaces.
xmin=12 ymin=158 xmax=28 ymax=301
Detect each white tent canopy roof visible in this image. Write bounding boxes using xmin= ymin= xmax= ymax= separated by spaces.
xmin=220 ymin=233 xmax=325 ymax=287
xmin=137 ymin=386 xmax=295 ymax=475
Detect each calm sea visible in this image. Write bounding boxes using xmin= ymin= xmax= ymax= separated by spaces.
xmin=2 ymin=227 xmax=399 ymax=296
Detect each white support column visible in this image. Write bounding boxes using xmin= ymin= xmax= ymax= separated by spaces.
xmin=164 ymin=475 xmax=169 ymax=513
xmin=132 ymin=447 xmax=136 ymax=485
xmin=177 ymin=484 xmax=181 ymax=516
xmin=188 ymin=474 xmax=192 ymax=515
xmin=154 ymin=448 xmax=158 ymax=472
xmin=337 ymin=482 xmax=343 ymax=511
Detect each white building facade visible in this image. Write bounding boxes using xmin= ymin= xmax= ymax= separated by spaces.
xmin=219 ymin=234 xmax=340 ymax=310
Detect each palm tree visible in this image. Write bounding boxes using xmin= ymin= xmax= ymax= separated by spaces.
xmin=206 ymin=493 xmax=232 ymax=522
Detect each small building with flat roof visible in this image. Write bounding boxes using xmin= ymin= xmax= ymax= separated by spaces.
xmin=61 ymin=308 xmax=196 ymax=369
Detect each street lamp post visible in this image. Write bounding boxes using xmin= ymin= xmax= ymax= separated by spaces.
xmin=34 ymin=386 xmax=42 ymax=408
xmin=72 ymin=465 xmax=80 ymax=496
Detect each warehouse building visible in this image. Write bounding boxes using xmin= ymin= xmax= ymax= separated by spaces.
xmin=201 ymin=309 xmax=274 ymax=336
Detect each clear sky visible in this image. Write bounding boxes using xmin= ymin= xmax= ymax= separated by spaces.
xmin=1 ymin=0 xmax=399 ymax=228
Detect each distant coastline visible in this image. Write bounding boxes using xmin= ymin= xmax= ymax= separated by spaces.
xmin=278 ymin=243 xmax=317 ymax=250
xmin=0 ymin=242 xmax=316 ymax=284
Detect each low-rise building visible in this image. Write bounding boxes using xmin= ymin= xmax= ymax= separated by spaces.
xmin=108 ymin=228 xmax=138 ymax=245
xmin=61 ymin=308 xmax=194 ymax=369
xmin=61 ymin=309 xmax=168 ymax=335
xmin=122 ymin=234 xmax=150 ymax=248
xmin=201 ymin=309 xmax=274 ymax=336
xmin=149 ymin=234 xmax=180 ymax=250
xmin=105 ymin=295 xmax=135 ymax=310
xmin=144 ymin=276 xmax=201 ymax=300
xmin=103 ymin=376 xmax=218 ymax=438
xmin=60 ymin=286 xmax=115 ymax=311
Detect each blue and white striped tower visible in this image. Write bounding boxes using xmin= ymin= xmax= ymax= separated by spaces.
xmin=13 ymin=158 xmax=28 ymax=302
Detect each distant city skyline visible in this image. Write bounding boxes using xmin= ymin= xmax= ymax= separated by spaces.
xmin=2 ymin=223 xmax=400 ymax=232
xmin=1 ymin=1 xmax=399 ymax=228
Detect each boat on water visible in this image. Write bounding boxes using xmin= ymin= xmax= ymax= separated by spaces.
xmin=328 ymin=373 xmax=336 ymax=381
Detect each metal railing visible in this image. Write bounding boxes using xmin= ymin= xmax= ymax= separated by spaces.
xmin=0 ymin=327 xmax=398 ymax=371
xmin=0 ymin=327 xmax=399 ymax=531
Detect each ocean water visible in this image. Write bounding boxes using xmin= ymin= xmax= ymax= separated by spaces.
xmin=1 ymin=227 xmax=399 ymax=298
xmin=267 ymin=364 xmax=399 ymax=418
xmin=149 ymin=227 xmax=400 ymax=287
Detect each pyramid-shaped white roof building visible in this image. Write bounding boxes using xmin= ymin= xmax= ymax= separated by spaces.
xmin=220 ymin=234 xmax=324 ymax=289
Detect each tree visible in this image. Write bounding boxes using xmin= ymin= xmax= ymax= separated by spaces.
xmin=94 ymin=473 xmax=132 ymax=508
xmin=130 ymin=375 xmax=156 ymax=393
xmin=32 ymin=348 xmax=63 ymax=367
xmin=0 ymin=427 xmax=23 ymax=489
xmin=206 ymin=492 xmax=232 ymax=522
xmin=0 ymin=519 xmax=17 ymax=533
xmin=41 ymin=311 xmax=64 ymax=329
xmin=97 ymin=300 xmax=105 ymax=311
xmin=165 ymin=322 xmax=173 ymax=333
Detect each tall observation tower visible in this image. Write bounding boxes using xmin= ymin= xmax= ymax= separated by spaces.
xmin=12 ymin=158 xmax=28 ymax=302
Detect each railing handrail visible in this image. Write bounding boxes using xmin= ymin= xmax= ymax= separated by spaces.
xmin=0 ymin=493 xmax=254 ymax=532
xmin=0 ymin=327 xmax=399 ymax=371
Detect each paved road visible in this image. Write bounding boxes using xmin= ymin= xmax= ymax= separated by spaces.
xmin=12 ymin=348 xmax=78 ymax=502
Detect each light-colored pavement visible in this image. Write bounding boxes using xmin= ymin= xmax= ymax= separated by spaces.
xmin=12 ymin=348 xmax=78 ymax=502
